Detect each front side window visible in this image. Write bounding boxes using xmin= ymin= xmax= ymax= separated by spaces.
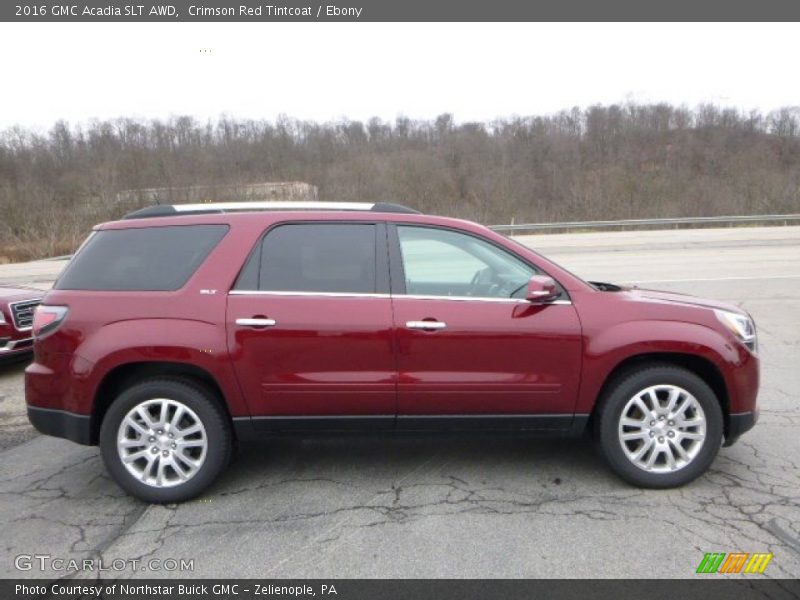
xmin=397 ymin=226 xmax=536 ymax=299
xmin=235 ymin=223 xmax=377 ymax=294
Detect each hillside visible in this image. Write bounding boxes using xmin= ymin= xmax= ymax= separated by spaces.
xmin=1 ymin=103 xmax=799 ymax=260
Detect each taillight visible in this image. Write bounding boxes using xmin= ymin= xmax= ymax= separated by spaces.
xmin=32 ymin=305 xmax=69 ymax=338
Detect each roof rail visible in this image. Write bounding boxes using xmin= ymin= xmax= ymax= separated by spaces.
xmin=122 ymin=201 xmax=420 ymax=220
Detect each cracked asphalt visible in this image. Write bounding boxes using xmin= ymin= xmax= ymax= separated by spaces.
xmin=0 ymin=226 xmax=798 ymax=579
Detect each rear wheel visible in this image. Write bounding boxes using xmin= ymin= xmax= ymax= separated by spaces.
xmin=99 ymin=378 xmax=232 ymax=503
xmin=595 ymin=365 xmax=723 ymax=488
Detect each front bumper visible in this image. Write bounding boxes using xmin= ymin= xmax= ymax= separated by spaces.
xmin=724 ymin=410 xmax=758 ymax=447
xmin=27 ymin=406 xmax=93 ymax=445
xmin=0 ymin=336 xmax=34 ymax=357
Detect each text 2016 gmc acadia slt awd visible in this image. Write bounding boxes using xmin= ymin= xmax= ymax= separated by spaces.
xmin=25 ymin=202 xmax=759 ymax=503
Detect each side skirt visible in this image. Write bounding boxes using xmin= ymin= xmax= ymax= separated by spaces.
xmin=232 ymin=414 xmax=590 ymax=441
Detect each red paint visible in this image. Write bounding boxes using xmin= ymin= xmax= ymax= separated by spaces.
xmin=393 ymin=297 xmax=582 ymax=414
xmin=0 ymin=285 xmax=43 ymax=359
xmin=24 ymin=210 xmax=759 ymax=432
xmin=226 ymin=294 xmax=396 ymax=415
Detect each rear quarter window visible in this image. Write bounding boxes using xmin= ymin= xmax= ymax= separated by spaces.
xmin=56 ymin=224 xmax=228 ymax=291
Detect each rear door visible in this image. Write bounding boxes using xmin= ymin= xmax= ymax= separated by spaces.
xmin=389 ymin=224 xmax=583 ymax=430
xmin=226 ymin=221 xmax=396 ymax=431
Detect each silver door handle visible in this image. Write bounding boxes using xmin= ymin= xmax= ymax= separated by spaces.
xmin=406 ymin=320 xmax=447 ymax=330
xmin=236 ymin=318 xmax=277 ymax=327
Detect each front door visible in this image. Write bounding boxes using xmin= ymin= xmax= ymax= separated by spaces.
xmin=389 ymin=224 xmax=582 ymax=430
xmin=226 ymin=221 xmax=396 ymax=431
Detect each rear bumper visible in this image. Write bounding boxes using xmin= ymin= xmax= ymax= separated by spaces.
xmin=27 ymin=406 xmax=93 ymax=445
xmin=724 ymin=410 xmax=758 ymax=447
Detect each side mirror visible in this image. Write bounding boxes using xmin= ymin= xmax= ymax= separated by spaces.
xmin=526 ymin=275 xmax=559 ymax=303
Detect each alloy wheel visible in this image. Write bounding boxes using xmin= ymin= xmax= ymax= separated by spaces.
xmin=116 ymin=398 xmax=208 ymax=488
xmin=617 ymin=384 xmax=707 ymax=473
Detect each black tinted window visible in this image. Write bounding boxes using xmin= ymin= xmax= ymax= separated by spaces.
xmin=56 ymin=225 xmax=228 ymax=291
xmin=236 ymin=224 xmax=377 ymax=294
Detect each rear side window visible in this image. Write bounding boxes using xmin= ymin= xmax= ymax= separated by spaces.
xmin=56 ymin=225 xmax=228 ymax=291
xmin=235 ymin=223 xmax=377 ymax=294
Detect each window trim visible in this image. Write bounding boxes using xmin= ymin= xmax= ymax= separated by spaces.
xmin=230 ymin=220 xmax=390 ymax=295
xmin=227 ymin=290 xmax=572 ymax=305
xmin=387 ymin=223 xmax=571 ymax=302
xmin=229 ymin=290 xmax=391 ymax=299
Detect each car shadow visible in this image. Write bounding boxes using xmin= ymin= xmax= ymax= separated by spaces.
xmin=215 ymin=433 xmax=608 ymax=496
xmin=0 ymin=354 xmax=32 ymax=373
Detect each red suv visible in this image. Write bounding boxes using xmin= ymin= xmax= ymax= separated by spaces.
xmin=1 ymin=286 xmax=43 ymax=362
xmin=25 ymin=202 xmax=759 ymax=502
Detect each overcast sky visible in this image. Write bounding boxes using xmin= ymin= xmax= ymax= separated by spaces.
xmin=1 ymin=22 xmax=798 ymax=130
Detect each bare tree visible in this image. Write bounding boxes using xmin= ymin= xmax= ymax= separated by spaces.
xmin=1 ymin=103 xmax=799 ymax=261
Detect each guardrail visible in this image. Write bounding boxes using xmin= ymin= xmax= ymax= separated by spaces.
xmin=489 ymin=214 xmax=800 ymax=233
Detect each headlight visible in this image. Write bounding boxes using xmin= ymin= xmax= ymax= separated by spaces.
xmin=714 ymin=309 xmax=757 ymax=353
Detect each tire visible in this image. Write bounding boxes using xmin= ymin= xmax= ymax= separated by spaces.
xmin=99 ymin=377 xmax=232 ymax=503
xmin=594 ymin=364 xmax=723 ymax=488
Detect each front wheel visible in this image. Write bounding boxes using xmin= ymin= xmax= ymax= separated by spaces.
xmin=99 ymin=378 xmax=232 ymax=503
xmin=595 ymin=365 xmax=723 ymax=488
